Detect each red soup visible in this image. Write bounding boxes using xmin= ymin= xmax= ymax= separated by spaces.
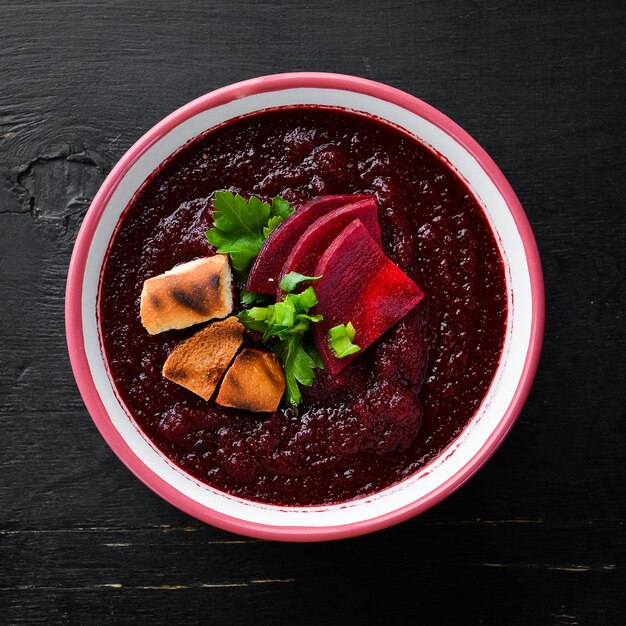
xmin=99 ymin=107 xmax=507 ymax=506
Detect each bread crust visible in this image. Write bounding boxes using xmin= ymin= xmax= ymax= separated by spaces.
xmin=216 ymin=348 xmax=286 ymax=413
xmin=140 ymin=255 xmax=233 ymax=335
xmin=162 ymin=316 xmax=243 ymax=401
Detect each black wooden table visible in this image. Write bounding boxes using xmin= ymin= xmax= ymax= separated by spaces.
xmin=1 ymin=1 xmax=624 ymax=623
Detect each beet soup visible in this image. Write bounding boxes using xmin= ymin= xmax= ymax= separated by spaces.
xmin=99 ymin=106 xmax=507 ymax=506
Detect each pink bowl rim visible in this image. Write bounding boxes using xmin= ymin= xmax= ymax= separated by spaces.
xmin=65 ymin=71 xmax=544 ymax=542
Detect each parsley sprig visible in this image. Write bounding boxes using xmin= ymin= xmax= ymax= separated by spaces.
xmin=238 ymin=273 xmax=324 ymax=413
xmin=205 ymin=191 xmax=293 ymax=278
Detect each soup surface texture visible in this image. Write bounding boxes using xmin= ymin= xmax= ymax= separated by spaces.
xmin=99 ymin=107 xmax=507 ymax=505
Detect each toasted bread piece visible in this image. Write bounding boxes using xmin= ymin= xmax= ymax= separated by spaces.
xmin=216 ymin=349 xmax=286 ymax=413
xmin=140 ymin=255 xmax=233 ymax=335
xmin=162 ymin=316 xmax=243 ymax=400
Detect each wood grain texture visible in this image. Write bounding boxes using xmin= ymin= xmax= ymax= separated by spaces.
xmin=0 ymin=0 xmax=624 ymax=623
xmin=1 ymin=522 xmax=623 ymax=624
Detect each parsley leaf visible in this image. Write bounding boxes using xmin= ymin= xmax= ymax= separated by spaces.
xmin=240 ymin=289 xmax=272 ymax=305
xmin=237 ymin=285 xmax=324 ymax=413
xmin=205 ymin=191 xmax=294 ymax=278
xmin=263 ymin=197 xmax=293 ymax=238
xmin=279 ymin=271 xmax=323 ymax=294
xmin=270 ymin=196 xmax=293 ymax=219
xmin=273 ymin=335 xmax=321 ymax=409
xmin=328 ymin=322 xmax=361 ymax=358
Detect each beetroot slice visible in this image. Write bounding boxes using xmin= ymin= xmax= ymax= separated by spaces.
xmin=277 ymin=197 xmax=381 ymax=297
xmin=246 ymin=194 xmax=373 ymax=294
xmin=313 ymin=220 xmax=425 ymax=375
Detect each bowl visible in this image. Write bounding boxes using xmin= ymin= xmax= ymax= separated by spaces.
xmin=65 ymin=72 xmax=544 ymax=541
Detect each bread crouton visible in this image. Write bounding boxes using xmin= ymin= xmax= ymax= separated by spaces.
xmin=216 ymin=348 xmax=285 ymax=413
xmin=162 ymin=316 xmax=243 ymax=400
xmin=140 ymin=255 xmax=233 ymax=335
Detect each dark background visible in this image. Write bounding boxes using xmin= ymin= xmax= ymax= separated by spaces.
xmin=1 ymin=1 xmax=624 ymax=623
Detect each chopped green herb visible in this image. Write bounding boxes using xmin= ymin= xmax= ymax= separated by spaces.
xmin=328 ymin=322 xmax=361 ymax=358
xmin=205 ymin=191 xmax=294 ymax=279
xmin=237 ymin=285 xmax=324 ymax=412
xmin=279 ymin=271 xmax=322 ymax=294
xmin=271 ymin=300 xmax=296 ymax=328
xmin=246 ymin=306 xmax=270 ymax=321
xmin=288 ymin=286 xmax=319 ymax=312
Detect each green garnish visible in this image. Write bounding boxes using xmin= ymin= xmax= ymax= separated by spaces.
xmin=238 ymin=272 xmax=324 ymax=412
xmin=279 ymin=272 xmax=322 ymax=293
xmin=240 ymin=289 xmax=272 ymax=305
xmin=274 ymin=334 xmax=323 ymax=412
xmin=328 ymin=322 xmax=361 ymax=358
xmin=205 ymin=191 xmax=294 ymax=278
